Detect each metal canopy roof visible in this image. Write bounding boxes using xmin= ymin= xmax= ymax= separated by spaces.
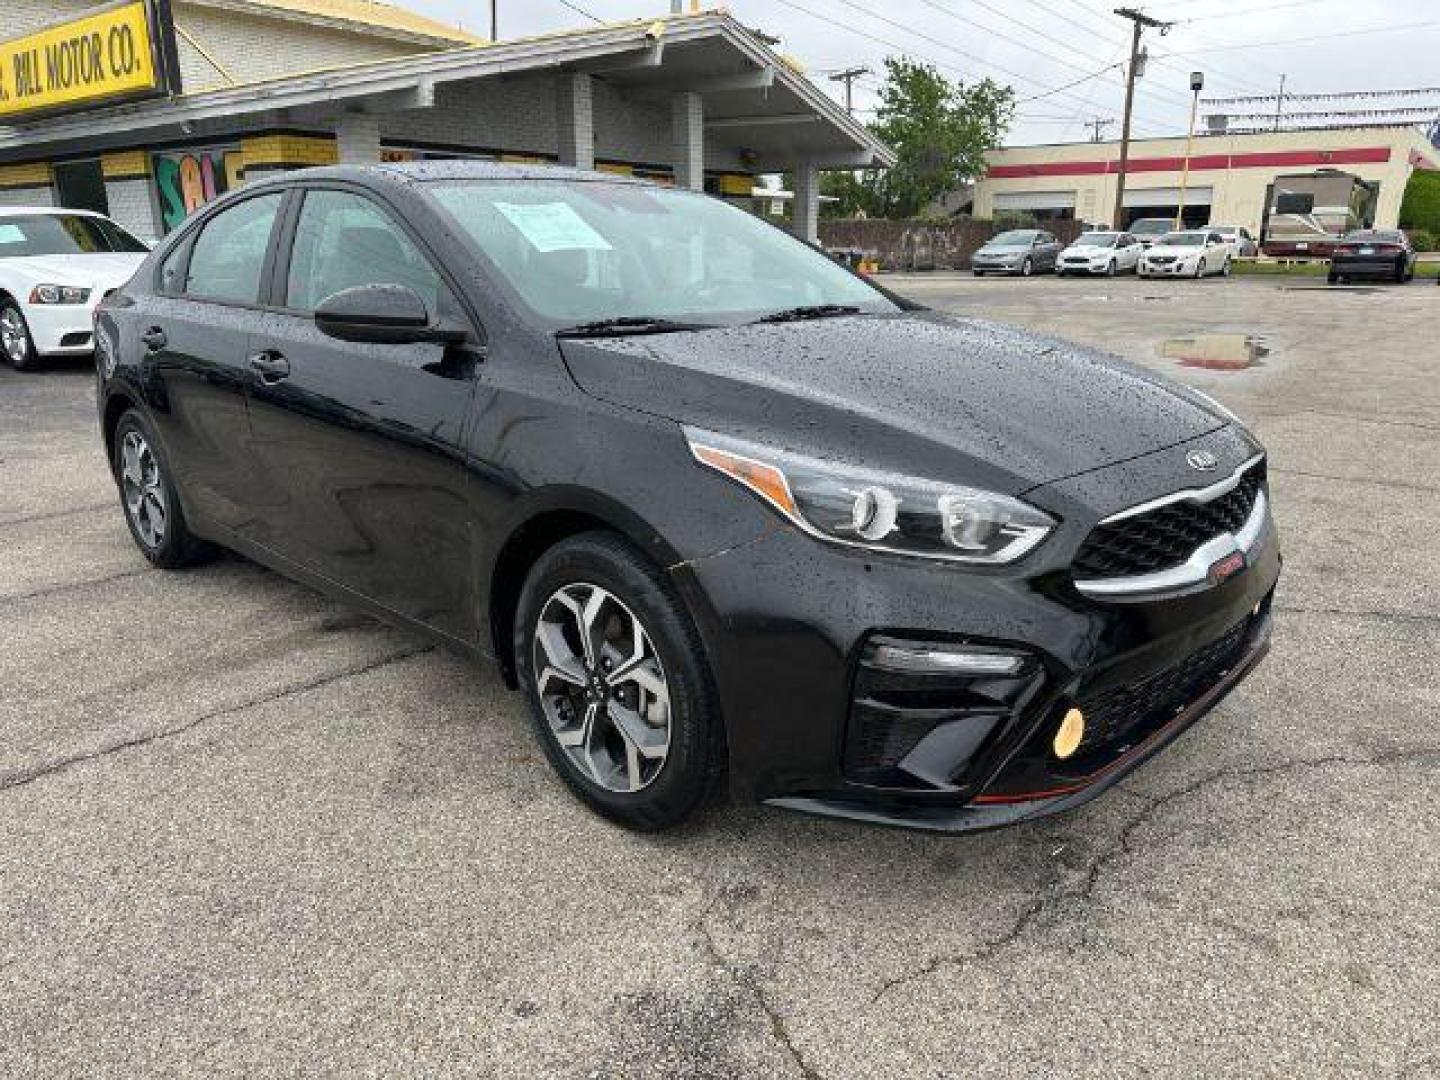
xmin=0 ymin=12 xmax=894 ymax=171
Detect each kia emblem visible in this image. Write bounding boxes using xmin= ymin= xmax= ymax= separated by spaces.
xmin=1186 ymin=450 xmax=1219 ymax=471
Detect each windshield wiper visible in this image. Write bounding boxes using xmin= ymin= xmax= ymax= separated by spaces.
xmin=554 ymin=316 xmax=717 ymax=338
xmin=753 ymin=304 xmax=862 ymax=324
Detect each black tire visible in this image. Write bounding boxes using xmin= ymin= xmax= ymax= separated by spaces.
xmin=1220 ymin=258 xmax=1232 ymax=277
xmin=514 ymin=531 xmax=725 ymax=830
xmin=1019 ymin=257 xmax=1033 ymax=277
xmin=972 ymin=269 xmax=984 ymax=277
xmin=1395 ymin=259 xmax=1408 ymax=285
xmin=112 ymin=409 xmax=217 ymax=569
xmin=1 ymin=300 xmax=40 ymax=371
xmin=1105 ymin=259 xmax=1117 ymax=277
xmin=1327 ymin=272 xmax=1339 ymax=285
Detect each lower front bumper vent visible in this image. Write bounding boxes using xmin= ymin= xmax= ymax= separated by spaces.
xmin=1074 ymin=616 xmax=1251 ymax=752
xmin=843 ymin=636 xmax=1043 ymax=790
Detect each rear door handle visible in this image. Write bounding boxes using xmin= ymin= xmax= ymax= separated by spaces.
xmin=248 ymin=349 xmax=290 ymax=383
xmin=141 ymin=326 xmax=167 ymax=351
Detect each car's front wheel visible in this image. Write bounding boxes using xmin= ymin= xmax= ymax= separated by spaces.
xmin=514 ymin=532 xmax=725 ymax=830
xmin=112 ymin=410 xmax=216 ymax=568
xmin=0 ymin=301 xmax=39 ymax=371
xmin=1019 ymin=256 xmax=1033 ymax=277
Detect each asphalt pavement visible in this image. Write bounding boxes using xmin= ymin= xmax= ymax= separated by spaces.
xmin=1 ymin=273 xmax=1437 ymax=1078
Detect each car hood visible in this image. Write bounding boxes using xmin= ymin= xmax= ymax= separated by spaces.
xmin=558 ymin=312 xmax=1226 ymax=495
xmin=2 ymin=252 xmax=145 ymax=290
xmin=1063 ymin=245 xmax=1115 ymax=256
xmin=1145 ymin=244 xmax=1202 ymax=257
xmin=976 ymin=244 xmax=1029 ymax=254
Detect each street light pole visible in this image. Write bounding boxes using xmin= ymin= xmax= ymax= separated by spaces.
xmin=1176 ymin=70 xmax=1204 ymax=229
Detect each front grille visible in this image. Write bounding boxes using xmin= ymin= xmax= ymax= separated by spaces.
xmin=1073 ymin=463 xmax=1264 ymax=579
xmin=1075 ymin=617 xmax=1251 ymax=751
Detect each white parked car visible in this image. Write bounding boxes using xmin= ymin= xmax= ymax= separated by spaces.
xmin=1138 ymin=230 xmax=1233 ymax=279
xmin=1057 ymin=230 xmax=1144 ymax=276
xmin=0 ymin=207 xmax=149 ymax=371
xmin=1210 ymin=225 xmax=1259 ymax=257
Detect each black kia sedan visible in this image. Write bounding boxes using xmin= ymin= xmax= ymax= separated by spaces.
xmin=94 ymin=162 xmax=1279 ymax=832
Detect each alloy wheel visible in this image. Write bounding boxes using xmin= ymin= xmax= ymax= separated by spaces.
xmin=119 ymin=429 xmax=167 ymax=549
xmin=0 ymin=306 xmax=30 ymax=366
xmin=1020 ymin=257 xmax=1033 ymax=277
xmin=533 ymin=582 xmax=672 ymax=793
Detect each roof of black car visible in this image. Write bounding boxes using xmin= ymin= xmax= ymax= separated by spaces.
xmin=281 ymin=161 xmax=650 ymax=186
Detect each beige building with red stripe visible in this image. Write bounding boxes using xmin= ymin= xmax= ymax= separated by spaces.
xmin=974 ymin=125 xmax=1438 ymax=233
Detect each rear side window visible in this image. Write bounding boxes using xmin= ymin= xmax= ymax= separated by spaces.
xmin=185 ymin=193 xmax=283 ymax=304
xmin=284 ymin=189 xmax=442 ymax=312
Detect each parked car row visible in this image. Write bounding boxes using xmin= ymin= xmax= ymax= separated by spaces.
xmin=973 ymin=227 xmax=1245 ymax=279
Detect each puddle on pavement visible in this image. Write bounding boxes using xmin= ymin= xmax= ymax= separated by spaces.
xmin=1158 ymin=333 xmax=1269 ymax=371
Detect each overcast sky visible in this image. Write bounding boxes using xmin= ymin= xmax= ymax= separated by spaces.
xmin=402 ymin=0 xmax=1439 ymax=146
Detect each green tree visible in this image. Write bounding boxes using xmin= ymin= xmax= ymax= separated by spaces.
xmin=822 ymin=57 xmax=1013 ymax=219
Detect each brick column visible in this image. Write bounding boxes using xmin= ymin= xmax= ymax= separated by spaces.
xmin=791 ymin=162 xmax=820 ymax=243
xmin=671 ymin=91 xmax=704 ymax=191
xmin=335 ymin=113 xmax=382 ymax=164
xmin=556 ymin=72 xmax=595 ymax=170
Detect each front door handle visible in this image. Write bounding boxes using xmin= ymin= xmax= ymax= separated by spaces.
xmin=249 ymin=349 xmax=290 ymax=383
xmin=141 ymin=326 xmax=167 ymax=351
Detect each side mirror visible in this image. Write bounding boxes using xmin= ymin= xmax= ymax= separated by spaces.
xmin=314 ymin=284 xmax=466 ymax=346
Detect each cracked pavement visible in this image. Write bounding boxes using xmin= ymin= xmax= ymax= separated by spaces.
xmin=2 ymin=274 xmax=1437 ymax=1077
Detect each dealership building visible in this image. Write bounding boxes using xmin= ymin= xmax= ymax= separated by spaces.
xmin=974 ymin=125 xmax=1439 ymax=232
xmin=0 ymin=0 xmax=891 ymax=241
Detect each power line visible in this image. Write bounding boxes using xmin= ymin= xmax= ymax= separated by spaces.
xmin=766 ymin=0 xmax=1179 ymax=128
xmin=1164 ymin=19 xmax=1440 ymax=55
xmin=551 ymin=0 xmax=602 ymax=24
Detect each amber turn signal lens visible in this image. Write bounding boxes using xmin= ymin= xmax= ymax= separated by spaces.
xmin=1053 ymin=708 xmax=1085 ymax=759
xmin=691 ymin=443 xmax=798 ymax=517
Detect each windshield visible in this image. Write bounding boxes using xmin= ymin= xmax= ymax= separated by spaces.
xmin=1130 ymin=219 xmax=1171 ymax=235
xmin=425 ymin=180 xmax=898 ymax=327
xmin=0 ymin=214 xmax=146 ymax=257
xmin=1074 ymin=232 xmax=1118 ymax=247
xmin=988 ymin=230 xmax=1037 ymax=245
xmin=1159 ymin=232 xmax=1206 ymax=247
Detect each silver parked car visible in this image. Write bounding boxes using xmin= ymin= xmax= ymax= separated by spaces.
xmin=1211 ymin=225 xmax=1259 ymax=257
xmin=971 ymin=229 xmax=1062 ymax=276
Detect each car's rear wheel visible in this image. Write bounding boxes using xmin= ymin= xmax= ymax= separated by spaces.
xmin=1395 ymin=259 xmax=1409 ymax=284
xmin=514 ymin=531 xmax=725 ymax=830
xmin=972 ymin=269 xmax=984 ymax=277
xmin=0 ymin=301 xmax=39 ymax=372
xmin=1220 ymin=257 xmax=1232 ymax=277
xmin=112 ymin=410 xmax=217 ymax=569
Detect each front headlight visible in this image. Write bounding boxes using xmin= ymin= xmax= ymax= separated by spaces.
xmin=686 ymin=430 xmax=1054 ymax=564
xmin=29 ymin=284 xmax=91 ymax=305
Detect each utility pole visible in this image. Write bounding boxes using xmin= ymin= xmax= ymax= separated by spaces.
xmin=1273 ymin=73 xmax=1286 ymax=131
xmin=1112 ymin=7 xmax=1172 ymax=229
xmin=490 ymin=0 xmax=497 ymax=41
xmin=828 ymin=66 xmax=871 ymax=114
xmin=1085 ymin=117 xmax=1115 ymax=143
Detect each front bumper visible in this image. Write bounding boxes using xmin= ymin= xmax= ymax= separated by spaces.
xmin=1139 ymin=260 xmax=1197 ymax=277
xmin=668 ymin=427 xmax=1280 ymax=833
xmin=24 ymin=301 xmax=98 ymax=355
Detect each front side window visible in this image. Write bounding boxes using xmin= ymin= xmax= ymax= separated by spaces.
xmin=285 ymin=189 xmax=443 ymax=312
xmin=184 ymin=194 xmax=283 ymax=304
xmin=0 ymin=213 xmax=145 ymax=257
xmin=427 ymin=179 xmax=897 ymax=326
